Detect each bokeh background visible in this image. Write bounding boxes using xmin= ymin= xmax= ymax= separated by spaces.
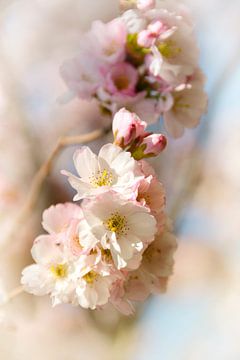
xmin=0 ymin=0 xmax=240 ymax=359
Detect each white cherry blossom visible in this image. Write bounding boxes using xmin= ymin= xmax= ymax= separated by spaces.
xmin=79 ymin=191 xmax=157 ymax=270
xmin=62 ymin=143 xmax=141 ymax=200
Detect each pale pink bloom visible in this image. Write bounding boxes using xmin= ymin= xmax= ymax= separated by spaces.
xmin=110 ymin=279 xmax=135 ymax=315
xmin=62 ymin=143 xmax=140 ymax=200
xmin=138 ymin=20 xmax=175 ymax=48
xmin=121 ymin=9 xmax=147 ymax=34
xmin=138 ymin=28 xmax=156 ymax=48
xmin=137 ymin=0 xmax=156 ymax=11
xmin=148 ymin=21 xmax=177 ymax=41
xmin=21 ymin=236 xmax=76 ymax=306
xmin=96 ymin=87 xmax=146 ymax=114
xmin=42 ymin=203 xmax=82 ymax=235
xmin=141 ymin=133 xmax=167 ymax=156
xmin=60 ymin=54 xmax=103 ymax=100
xmin=147 ymin=46 xmax=163 ymax=77
xmin=125 ymin=223 xmax=177 ymax=301
xmin=144 ymin=7 xmax=199 ymax=84
xmin=105 ymin=62 xmax=138 ymax=96
xmin=89 ymin=19 xmax=127 ymax=65
xmin=130 ymin=98 xmax=159 ymax=124
xmin=76 ymin=272 xmax=113 ymax=310
xmin=40 ymin=203 xmax=83 ymax=256
xmin=66 ymin=219 xmax=83 ymax=257
xmin=163 ymin=70 xmax=208 ymax=137
xmin=135 ymin=175 xmax=166 ymax=215
xmin=131 ymin=94 xmax=173 ymax=124
xmin=79 ymin=191 xmax=157 ymax=270
xmin=146 ymin=47 xmax=185 ymax=87
xmin=112 ymin=108 xmax=147 ymax=147
xmin=138 ymin=159 xmax=156 ymax=177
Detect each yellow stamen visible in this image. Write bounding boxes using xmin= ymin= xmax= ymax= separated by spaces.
xmin=105 ymin=212 xmax=128 ymax=235
xmin=83 ymin=271 xmax=98 ymax=284
xmin=101 ymin=248 xmax=112 ymax=262
xmin=114 ymin=75 xmax=130 ymax=90
xmin=158 ymin=41 xmax=181 ymax=59
xmin=50 ymin=264 xmax=68 ymax=278
xmin=90 ymin=169 xmax=113 ymax=187
xmin=174 ymin=95 xmax=190 ymax=110
xmin=137 ymin=193 xmax=151 ymax=206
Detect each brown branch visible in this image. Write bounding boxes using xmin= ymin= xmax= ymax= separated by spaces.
xmin=7 ymin=285 xmax=24 ymax=302
xmin=3 ymin=126 xmax=111 ymax=246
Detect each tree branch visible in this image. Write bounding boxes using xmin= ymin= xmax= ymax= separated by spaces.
xmin=3 ymin=126 xmax=111 ymax=247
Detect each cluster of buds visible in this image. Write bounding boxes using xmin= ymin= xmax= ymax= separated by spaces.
xmin=21 ymin=109 xmax=177 ymax=315
xmin=60 ymin=0 xmax=207 ymax=138
xmin=113 ymin=108 xmax=167 ymax=160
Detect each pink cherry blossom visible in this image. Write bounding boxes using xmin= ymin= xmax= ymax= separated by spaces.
xmin=125 ymin=222 xmax=177 ymax=301
xmin=89 ymin=19 xmax=127 ymax=65
xmin=135 ymin=175 xmax=166 ymax=215
xmin=163 ymin=70 xmax=208 ymax=137
xmin=42 ymin=203 xmax=82 ymax=235
xmin=137 ymin=20 xmax=173 ymax=48
xmin=105 ymin=62 xmax=138 ymax=96
xmin=60 ymin=55 xmax=103 ymax=100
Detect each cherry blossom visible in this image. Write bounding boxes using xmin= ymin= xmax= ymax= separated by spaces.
xmin=60 ymin=0 xmax=207 ymax=138
xmin=79 ymin=191 xmax=157 ymax=270
xmin=62 ymin=143 xmax=140 ymax=200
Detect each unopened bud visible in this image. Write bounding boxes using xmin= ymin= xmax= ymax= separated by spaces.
xmin=142 ymin=134 xmax=167 ymax=155
xmin=132 ymin=133 xmax=167 ymax=160
xmin=112 ymin=108 xmax=147 ymax=148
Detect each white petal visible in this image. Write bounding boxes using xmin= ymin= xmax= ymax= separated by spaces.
xmin=77 ymin=284 xmax=98 ymax=309
xmin=73 ymin=146 xmax=98 ymax=179
xmin=94 ymin=278 xmax=110 ymax=306
xmin=21 ymin=264 xmax=54 ymax=296
xmin=31 ymin=235 xmax=63 ymax=265
xmin=163 ymin=112 xmax=185 ymax=138
xmin=128 ymin=212 xmax=157 ymax=238
xmin=78 ymin=219 xmax=98 ymax=250
xmin=98 ymin=143 xmax=122 ymax=165
xmin=42 ymin=203 xmax=82 ymax=234
xmin=62 ymin=170 xmax=93 ymax=200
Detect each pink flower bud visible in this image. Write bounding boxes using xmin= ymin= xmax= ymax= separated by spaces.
xmin=148 ymin=21 xmax=164 ymax=35
xmin=137 ymin=0 xmax=156 ymax=11
xmin=137 ymin=29 xmax=155 ymax=48
xmin=142 ymin=134 xmax=167 ymax=156
xmin=138 ymin=21 xmax=165 ymax=48
xmin=112 ymin=108 xmax=147 ymax=147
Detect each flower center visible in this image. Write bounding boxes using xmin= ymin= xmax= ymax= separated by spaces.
xmin=104 ymin=42 xmax=118 ymax=56
xmin=101 ymin=248 xmax=113 ymax=262
xmin=105 ymin=212 xmax=128 ymax=235
xmin=174 ymin=95 xmax=190 ymax=110
xmin=114 ymin=75 xmax=130 ymax=90
xmin=158 ymin=41 xmax=181 ymax=59
xmin=50 ymin=264 xmax=68 ymax=278
xmin=83 ymin=271 xmax=98 ymax=284
xmin=137 ymin=192 xmax=151 ymax=206
xmin=90 ymin=169 xmax=113 ymax=187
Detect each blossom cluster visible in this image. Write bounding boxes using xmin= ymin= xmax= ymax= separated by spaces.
xmin=21 ymin=109 xmax=177 ymax=314
xmin=60 ymin=0 xmax=207 ymax=138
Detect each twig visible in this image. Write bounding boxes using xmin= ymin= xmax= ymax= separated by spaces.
xmin=7 ymin=286 xmax=24 ymax=302
xmin=3 ymin=126 xmax=111 ymax=246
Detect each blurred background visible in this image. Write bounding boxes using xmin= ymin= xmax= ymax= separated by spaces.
xmin=0 ymin=0 xmax=240 ymax=359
